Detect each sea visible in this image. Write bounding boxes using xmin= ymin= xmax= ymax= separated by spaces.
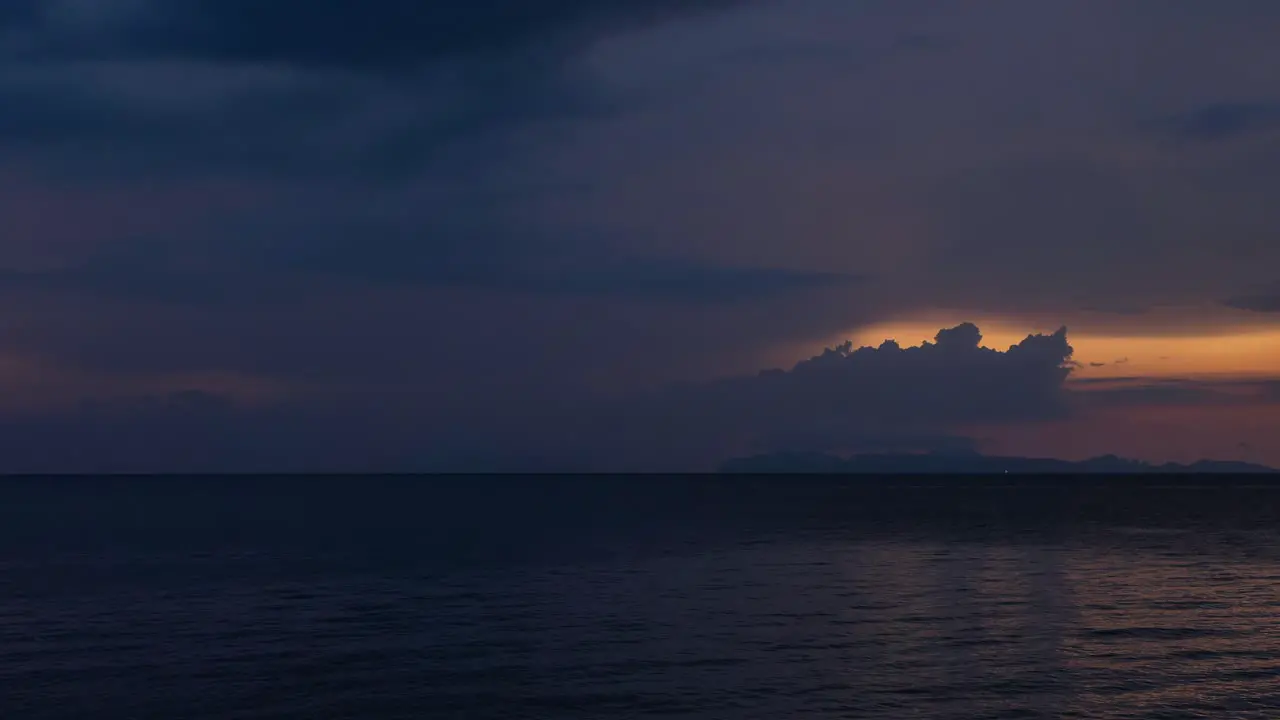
xmin=3 ymin=475 xmax=1280 ymax=719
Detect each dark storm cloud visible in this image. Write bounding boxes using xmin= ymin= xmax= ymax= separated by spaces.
xmin=0 ymin=0 xmax=751 ymax=185
xmin=0 ymin=60 xmax=612 ymax=184
xmin=1159 ymin=102 xmax=1280 ymax=143
xmin=2 ymin=0 xmax=1280 ymax=473
xmin=0 ymin=1 xmax=37 ymax=28
xmin=925 ymin=160 xmax=1158 ymax=307
xmin=221 ymin=221 xmax=860 ymax=302
xmin=0 ymin=0 xmax=819 ymax=351
xmin=0 ymin=324 xmax=1076 ymax=472
xmin=539 ymin=262 xmax=858 ymax=302
xmin=0 ymin=64 xmax=347 ymax=139
xmin=2 ymin=1 xmax=751 ymax=68
xmin=15 ymin=324 xmax=1280 ymax=473
xmin=1225 ymin=287 xmax=1280 ymax=312
xmin=558 ymin=324 xmax=1078 ymax=469
xmin=710 ymin=323 xmax=1075 ymax=429
xmin=0 ymin=249 xmax=857 ymax=307
xmin=4 ymin=285 xmax=873 ymax=404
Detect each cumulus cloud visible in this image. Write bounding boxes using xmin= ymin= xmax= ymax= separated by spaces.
xmin=550 ymin=323 xmax=1077 ymax=469
xmin=711 ymin=321 xmax=1072 ymax=423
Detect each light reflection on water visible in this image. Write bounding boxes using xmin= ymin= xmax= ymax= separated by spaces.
xmin=2 ymin=477 xmax=1280 ymax=718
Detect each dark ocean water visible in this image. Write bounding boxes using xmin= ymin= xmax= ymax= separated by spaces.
xmin=4 ymin=477 xmax=1280 ymax=719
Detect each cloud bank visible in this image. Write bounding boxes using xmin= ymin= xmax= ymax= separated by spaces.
xmin=568 ymin=323 xmax=1075 ymax=469
xmin=0 ymin=323 xmax=1079 ymax=472
xmin=0 ymin=1 xmax=1278 ymax=469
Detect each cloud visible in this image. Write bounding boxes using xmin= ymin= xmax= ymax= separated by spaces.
xmin=1074 ymin=381 xmax=1242 ymax=409
xmin=2 ymin=0 xmax=1280 ymax=473
xmin=233 ymin=220 xmax=861 ymax=302
xmin=1225 ymin=287 xmax=1280 ymax=312
xmin=0 ymin=64 xmax=378 ymax=180
xmin=3 ymin=319 xmax=1275 ymax=473
xmin=501 ymin=259 xmax=858 ymax=303
xmin=921 ymin=159 xmax=1164 ymax=311
xmin=728 ymin=322 xmax=1074 ymax=427
xmin=1158 ymin=101 xmax=1280 ymax=143
xmin=554 ymin=323 xmax=1077 ymax=469
xmin=0 ymin=323 xmax=1077 ymax=472
xmin=3 ymin=1 xmax=754 ymax=69
xmin=0 ymin=268 xmax=873 ymax=410
xmin=0 ymin=1 xmax=754 ymax=188
xmin=0 ymin=251 xmax=857 ymax=307
xmin=1070 ymin=377 xmax=1280 ymax=409
xmin=0 ymin=59 xmax=616 ymax=185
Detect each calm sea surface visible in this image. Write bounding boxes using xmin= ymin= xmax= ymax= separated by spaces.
xmin=4 ymin=476 xmax=1280 ymax=719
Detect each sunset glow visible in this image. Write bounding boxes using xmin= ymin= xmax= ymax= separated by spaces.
xmin=845 ymin=319 xmax=1280 ymax=380
xmin=3 ymin=1 xmax=1280 ymax=472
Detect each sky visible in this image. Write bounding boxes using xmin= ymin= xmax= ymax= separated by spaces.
xmin=1 ymin=0 xmax=1279 ymax=471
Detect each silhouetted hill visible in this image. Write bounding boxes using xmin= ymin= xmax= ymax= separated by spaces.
xmin=718 ymin=451 xmax=1277 ymax=474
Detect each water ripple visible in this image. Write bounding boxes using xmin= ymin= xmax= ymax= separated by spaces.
xmin=4 ymin=479 xmax=1280 ymax=718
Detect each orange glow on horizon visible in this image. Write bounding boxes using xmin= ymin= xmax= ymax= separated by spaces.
xmin=842 ymin=319 xmax=1280 ymax=380
xmin=777 ymin=312 xmax=1280 ymax=467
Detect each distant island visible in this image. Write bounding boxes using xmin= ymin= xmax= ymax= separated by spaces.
xmin=718 ymin=451 xmax=1277 ymax=474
